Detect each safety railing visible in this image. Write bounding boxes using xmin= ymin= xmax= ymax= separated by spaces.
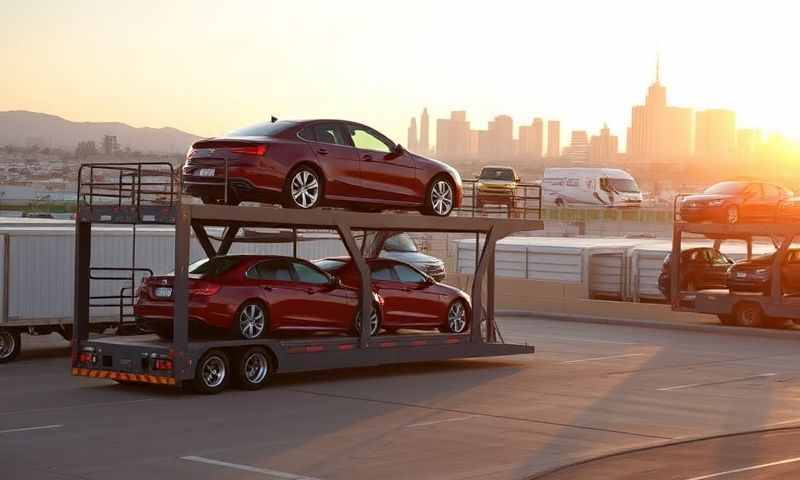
xmin=89 ymin=267 xmax=153 ymax=329
xmin=77 ymin=162 xmax=177 ymax=208
xmin=459 ymin=180 xmax=542 ymax=220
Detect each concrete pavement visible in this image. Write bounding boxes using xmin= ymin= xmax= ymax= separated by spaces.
xmin=4 ymin=316 xmax=800 ymax=479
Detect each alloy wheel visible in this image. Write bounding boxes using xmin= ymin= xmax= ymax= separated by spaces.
xmin=201 ymin=355 xmax=226 ymax=389
xmin=431 ymin=180 xmax=454 ymax=216
xmin=448 ymin=301 xmax=467 ymax=333
xmin=355 ymin=308 xmax=379 ymax=336
xmin=290 ymin=170 xmax=320 ymax=209
xmin=0 ymin=332 xmax=15 ymax=361
xmin=243 ymin=351 xmax=269 ymax=384
xmin=239 ymin=304 xmax=266 ymax=339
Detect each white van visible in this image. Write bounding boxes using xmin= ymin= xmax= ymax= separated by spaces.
xmin=542 ymin=168 xmax=642 ymax=208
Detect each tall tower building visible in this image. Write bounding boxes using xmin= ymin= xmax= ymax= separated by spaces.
xmin=436 ymin=111 xmax=470 ymax=157
xmin=563 ymin=130 xmax=590 ymax=163
xmin=490 ymin=115 xmax=513 ymax=157
xmin=419 ymin=108 xmax=430 ymax=154
xmin=695 ymin=109 xmax=736 ymax=160
xmin=518 ymin=117 xmax=544 ymax=160
xmin=407 ymin=117 xmax=419 ymax=152
xmin=590 ymin=123 xmax=619 ymax=163
xmin=546 ymin=120 xmax=561 ymax=158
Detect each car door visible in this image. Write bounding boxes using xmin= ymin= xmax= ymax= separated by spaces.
xmin=367 ymin=261 xmax=407 ymax=327
xmin=301 ymin=122 xmax=361 ymax=200
xmin=741 ymin=183 xmax=769 ymax=221
xmin=705 ymin=250 xmax=732 ymax=289
xmin=346 ymin=123 xmax=419 ymax=205
xmin=781 ymin=250 xmax=800 ymax=293
xmin=248 ymin=259 xmax=309 ymax=331
xmin=761 ymin=184 xmax=784 ymax=221
xmin=289 ymin=260 xmax=357 ymax=331
xmin=392 ymin=263 xmax=443 ymax=325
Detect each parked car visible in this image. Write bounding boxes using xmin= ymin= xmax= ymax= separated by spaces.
xmin=658 ymin=247 xmax=734 ymax=300
xmin=727 ymin=249 xmax=800 ymax=294
xmin=314 ymin=257 xmax=470 ymax=334
xmin=778 ymin=196 xmax=800 ymax=222
xmin=378 ymin=233 xmax=446 ymax=281
xmin=474 ymin=166 xmax=519 ymax=209
xmin=134 ymin=255 xmax=470 ymax=340
xmin=182 ymin=119 xmax=463 ymax=216
xmin=678 ymin=181 xmax=792 ymax=224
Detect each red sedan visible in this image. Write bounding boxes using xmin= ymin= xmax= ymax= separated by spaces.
xmin=182 ymin=119 xmax=463 ymax=216
xmin=134 ymin=255 xmax=471 ymax=340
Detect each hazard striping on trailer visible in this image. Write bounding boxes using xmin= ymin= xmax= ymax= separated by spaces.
xmin=72 ymin=368 xmax=176 ymax=385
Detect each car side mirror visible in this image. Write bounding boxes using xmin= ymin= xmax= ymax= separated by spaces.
xmin=329 ymin=276 xmax=342 ymax=288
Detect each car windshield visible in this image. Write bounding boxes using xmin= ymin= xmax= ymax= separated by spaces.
xmin=226 ymin=121 xmax=294 ymax=137
xmin=383 ymin=234 xmax=418 ymax=253
xmin=480 ymin=168 xmax=516 ymax=181
xmin=606 ymin=178 xmax=640 ymax=193
xmin=313 ymin=259 xmax=349 ymax=272
xmin=704 ymin=181 xmax=748 ymax=195
xmin=191 ymin=257 xmax=241 ymax=277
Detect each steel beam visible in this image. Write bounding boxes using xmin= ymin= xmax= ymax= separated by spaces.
xmin=73 ymin=221 xmax=92 ymax=347
xmin=173 ymin=205 xmax=191 ymax=379
xmin=217 ymin=226 xmax=240 ymax=256
xmin=338 ymin=225 xmax=373 ymax=349
xmin=670 ymin=224 xmax=681 ymax=310
xmin=192 ymin=223 xmax=217 ymax=258
xmin=470 ymin=227 xmax=498 ymax=343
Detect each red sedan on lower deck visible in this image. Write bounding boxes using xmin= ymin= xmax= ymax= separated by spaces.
xmin=134 ymin=255 xmax=471 ymax=340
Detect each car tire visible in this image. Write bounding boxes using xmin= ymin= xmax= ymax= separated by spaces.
xmin=284 ymin=166 xmax=323 ymax=210
xmin=0 ymin=330 xmax=21 ymax=364
xmin=353 ymin=304 xmax=381 ymax=336
xmin=234 ymin=301 xmax=268 ymax=340
xmin=734 ymin=303 xmax=764 ymax=328
xmin=443 ymin=299 xmax=469 ymax=334
xmin=726 ymin=205 xmax=739 ymax=224
xmin=424 ymin=176 xmax=455 ymax=217
xmin=192 ymin=349 xmax=230 ymax=394
xmin=717 ymin=314 xmax=736 ymax=326
xmin=235 ymin=347 xmax=273 ymax=390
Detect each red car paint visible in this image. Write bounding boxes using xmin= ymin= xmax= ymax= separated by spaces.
xmin=182 ymin=119 xmax=462 ymax=216
xmin=134 ymin=255 xmax=470 ymax=338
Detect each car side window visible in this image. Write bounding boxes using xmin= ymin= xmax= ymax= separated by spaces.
xmin=250 ymin=260 xmax=293 ymax=281
xmin=709 ymin=250 xmax=729 ymax=265
xmin=298 ymin=126 xmax=315 ymax=141
xmin=394 ymin=264 xmax=426 ymax=283
xmin=313 ymin=123 xmax=348 ymax=146
xmin=788 ymin=251 xmax=800 ymax=264
xmin=292 ymin=262 xmax=329 ymax=285
xmin=348 ymin=125 xmax=393 ymax=153
xmin=745 ymin=184 xmax=763 ymax=199
xmin=370 ymin=265 xmax=395 ymax=281
xmin=763 ymin=184 xmax=781 ymax=200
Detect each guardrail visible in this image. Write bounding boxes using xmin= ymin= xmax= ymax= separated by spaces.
xmin=459 ymin=180 xmax=542 ymax=219
xmin=77 ymin=162 xmax=177 ymax=210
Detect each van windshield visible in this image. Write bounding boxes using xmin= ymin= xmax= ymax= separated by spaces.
xmin=605 ymin=178 xmax=639 ymax=193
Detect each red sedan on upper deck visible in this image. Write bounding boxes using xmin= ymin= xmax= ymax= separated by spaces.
xmin=134 ymin=255 xmax=471 ymax=340
xmin=182 ymin=119 xmax=463 ymax=216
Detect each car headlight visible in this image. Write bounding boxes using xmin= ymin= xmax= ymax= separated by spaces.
xmin=476 ymin=182 xmax=484 ymax=189
xmin=754 ymin=268 xmax=769 ymax=276
xmin=708 ymin=199 xmax=725 ymax=207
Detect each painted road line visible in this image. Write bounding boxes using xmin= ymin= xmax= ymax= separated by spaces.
xmin=561 ymin=353 xmax=645 ymax=364
xmin=763 ymin=417 xmax=800 ymax=427
xmin=682 ymin=456 xmax=800 ymax=480
xmin=658 ymin=373 xmax=777 ymax=392
xmin=0 ymin=398 xmax=154 ymax=417
xmin=406 ymin=415 xmax=477 ymax=428
xmin=180 ymin=456 xmax=321 ymax=480
xmin=0 ymin=424 xmax=63 ymax=435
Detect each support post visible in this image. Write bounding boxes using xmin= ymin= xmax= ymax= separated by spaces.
xmin=471 ymin=227 xmax=499 ymax=343
xmin=173 ymin=205 xmax=191 ymax=379
xmin=670 ymin=225 xmax=681 ymax=309
xmin=192 ymin=223 xmax=217 ymax=258
xmin=339 ymin=225 xmax=372 ymax=349
xmin=487 ymin=242 xmax=496 ymax=343
xmin=217 ymin=225 xmax=241 ymax=256
xmin=746 ymin=236 xmax=753 ymax=260
xmin=72 ymin=220 xmax=92 ymax=353
xmin=772 ymin=235 xmax=792 ymax=304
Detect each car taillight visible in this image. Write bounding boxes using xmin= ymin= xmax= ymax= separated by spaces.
xmin=190 ymin=281 xmax=221 ymax=296
xmin=79 ymin=351 xmax=95 ymax=365
xmin=230 ymin=144 xmax=267 ymax=156
xmin=153 ymin=358 xmax=173 ymax=371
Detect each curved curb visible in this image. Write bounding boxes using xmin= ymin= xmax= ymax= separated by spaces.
xmin=498 ymin=310 xmax=800 ymax=341
xmin=527 ymin=425 xmax=800 ymax=479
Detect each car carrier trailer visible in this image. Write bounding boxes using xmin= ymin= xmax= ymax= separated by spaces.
xmin=70 ymin=163 xmax=542 ymax=393
xmin=670 ymin=215 xmax=800 ymax=328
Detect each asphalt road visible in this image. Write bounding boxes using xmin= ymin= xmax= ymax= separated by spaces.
xmin=4 ymin=316 xmax=800 ymax=480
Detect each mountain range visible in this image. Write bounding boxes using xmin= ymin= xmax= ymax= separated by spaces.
xmin=0 ymin=111 xmax=203 ymax=154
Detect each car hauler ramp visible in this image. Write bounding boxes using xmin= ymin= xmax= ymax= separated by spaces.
xmin=71 ymin=163 xmax=542 ymax=393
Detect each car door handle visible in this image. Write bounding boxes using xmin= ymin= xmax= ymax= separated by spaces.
xmin=316 ymin=148 xmax=329 ymax=155
xmin=262 ymin=286 xmax=272 ymax=291
xmin=306 ymin=288 xmax=315 ymax=294
xmin=362 ymin=154 xmax=373 ymax=162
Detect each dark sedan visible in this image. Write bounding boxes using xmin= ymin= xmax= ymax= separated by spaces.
xmin=658 ymin=247 xmax=734 ymax=300
xmin=678 ymin=181 xmax=791 ymax=224
xmin=727 ymin=249 xmax=800 ymax=294
xmin=182 ymin=119 xmax=463 ymax=216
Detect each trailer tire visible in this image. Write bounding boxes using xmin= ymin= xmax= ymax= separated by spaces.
xmin=734 ymin=303 xmax=764 ymax=328
xmin=235 ymin=347 xmax=273 ymax=390
xmin=0 ymin=330 xmax=21 ymax=363
xmin=192 ymin=349 xmax=230 ymax=394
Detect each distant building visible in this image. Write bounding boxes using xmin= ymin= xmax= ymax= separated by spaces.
xmin=419 ymin=108 xmax=430 ymax=154
xmin=627 ymin=58 xmax=693 ymax=163
xmin=486 ymin=115 xmax=513 ymax=157
xmin=546 ymin=120 xmax=561 ymax=158
xmin=590 ymin=123 xmax=619 ymax=163
xmin=519 ymin=117 xmax=544 ymax=160
xmin=407 ymin=117 xmax=419 ymax=152
xmin=736 ymin=128 xmax=762 ymax=155
xmin=562 ymin=130 xmax=590 ymax=163
xmin=695 ymin=109 xmax=736 ymax=160
xmin=102 ymin=135 xmax=119 ymax=156
xmin=436 ymin=111 xmax=471 ymax=157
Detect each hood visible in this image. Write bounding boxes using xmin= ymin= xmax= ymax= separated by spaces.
xmin=410 ymin=153 xmax=462 ymax=184
xmin=681 ymin=193 xmax=734 ymax=204
xmin=380 ymin=250 xmax=443 ymax=266
xmin=733 ymin=254 xmax=774 ymax=268
xmin=478 ymin=179 xmax=516 ymax=186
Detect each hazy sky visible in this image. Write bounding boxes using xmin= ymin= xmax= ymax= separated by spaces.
xmin=1 ymin=0 xmax=799 ymax=146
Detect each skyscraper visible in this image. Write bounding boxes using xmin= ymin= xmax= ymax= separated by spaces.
xmin=590 ymin=123 xmax=619 ymax=164
xmin=490 ymin=115 xmax=513 ymax=157
xmin=419 ymin=108 xmax=430 ymax=154
xmin=627 ymin=58 xmax=692 ymax=163
xmin=407 ymin=117 xmax=418 ymax=152
xmin=518 ymin=117 xmax=544 ymax=160
xmin=562 ymin=130 xmax=590 ymax=163
xmin=546 ymin=120 xmax=561 ymax=158
xmin=695 ymin=109 xmax=736 ymax=160
xmin=436 ymin=111 xmax=470 ymax=157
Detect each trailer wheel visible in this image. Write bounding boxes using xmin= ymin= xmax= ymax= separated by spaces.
xmin=0 ymin=330 xmax=21 ymax=364
xmin=235 ymin=347 xmax=274 ymax=390
xmin=192 ymin=349 xmax=230 ymax=394
xmin=734 ymin=303 xmax=764 ymax=328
